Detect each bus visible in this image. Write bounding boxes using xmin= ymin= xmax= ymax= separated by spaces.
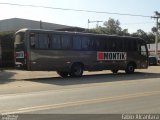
xmin=14 ymin=28 xmax=148 ymax=77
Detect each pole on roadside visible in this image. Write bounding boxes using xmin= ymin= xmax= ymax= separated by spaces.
xmin=152 ymin=11 xmax=160 ymax=57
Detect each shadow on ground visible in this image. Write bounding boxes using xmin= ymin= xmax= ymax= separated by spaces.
xmin=0 ymin=70 xmax=16 ymax=84
xmin=25 ymin=72 xmax=160 ymax=86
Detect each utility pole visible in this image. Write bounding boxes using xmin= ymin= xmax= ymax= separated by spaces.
xmin=88 ymin=19 xmax=103 ymax=29
xmin=40 ymin=20 xmax=42 ymax=29
xmin=152 ymin=11 xmax=160 ymax=57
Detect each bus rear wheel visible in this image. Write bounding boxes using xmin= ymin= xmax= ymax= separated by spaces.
xmin=57 ymin=71 xmax=69 ymax=78
xmin=69 ymin=63 xmax=83 ymax=77
xmin=125 ymin=64 xmax=135 ymax=74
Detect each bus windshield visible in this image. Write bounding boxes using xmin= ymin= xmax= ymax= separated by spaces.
xmin=15 ymin=32 xmax=25 ymax=50
xmin=15 ymin=32 xmax=24 ymax=44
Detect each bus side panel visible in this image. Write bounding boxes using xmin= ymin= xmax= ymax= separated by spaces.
xmin=29 ymin=50 xmax=100 ymax=71
xmin=29 ymin=49 xmax=147 ymax=71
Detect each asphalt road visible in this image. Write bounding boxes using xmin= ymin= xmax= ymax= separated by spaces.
xmin=0 ymin=67 xmax=160 ymax=119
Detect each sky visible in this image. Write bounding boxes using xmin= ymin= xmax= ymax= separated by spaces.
xmin=0 ymin=0 xmax=159 ymax=33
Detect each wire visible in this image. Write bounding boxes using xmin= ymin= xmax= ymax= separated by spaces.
xmin=0 ymin=2 xmax=151 ymax=18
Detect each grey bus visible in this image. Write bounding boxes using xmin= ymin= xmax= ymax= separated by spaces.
xmin=14 ymin=28 xmax=148 ymax=77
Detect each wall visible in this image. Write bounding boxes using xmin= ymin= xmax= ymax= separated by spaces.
xmin=0 ymin=34 xmax=14 ymax=67
xmin=0 ymin=38 xmax=1 ymax=67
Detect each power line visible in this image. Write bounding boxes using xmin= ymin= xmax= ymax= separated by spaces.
xmin=0 ymin=2 xmax=151 ymax=18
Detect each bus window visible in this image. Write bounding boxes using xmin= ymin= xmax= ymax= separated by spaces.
xmin=88 ymin=36 xmax=98 ymax=51
xmin=61 ymin=35 xmax=71 ymax=49
xmin=73 ymin=36 xmax=82 ymax=50
xmin=37 ymin=34 xmax=49 ymax=49
xmin=132 ymin=40 xmax=138 ymax=51
xmin=82 ymin=36 xmax=90 ymax=50
xmin=106 ymin=36 xmax=115 ymax=51
xmin=129 ymin=39 xmax=137 ymax=51
xmin=123 ymin=38 xmax=137 ymax=52
xmin=30 ymin=33 xmax=36 ymax=48
xmin=15 ymin=32 xmax=24 ymax=44
xmin=108 ymin=37 xmax=116 ymax=51
xmin=98 ymin=37 xmax=106 ymax=51
xmin=95 ymin=39 xmax=100 ymax=51
xmin=15 ymin=32 xmax=25 ymax=50
xmin=141 ymin=45 xmax=147 ymax=56
xmin=88 ymin=39 xmax=95 ymax=50
xmin=116 ymin=38 xmax=123 ymax=51
xmin=51 ymin=35 xmax=61 ymax=49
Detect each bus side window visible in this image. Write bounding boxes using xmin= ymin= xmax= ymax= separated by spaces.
xmin=51 ymin=35 xmax=61 ymax=49
xmin=107 ymin=36 xmax=116 ymax=51
xmin=61 ymin=35 xmax=71 ymax=49
xmin=98 ymin=37 xmax=106 ymax=51
xmin=95 ymin=40 xmax=100 ymax=51
xmin=37 ymin=34 xmax=49 ymax=49
xmin=30 ymin=33 xmax=36 ymax=48
xmin=116 ymin=38 xmax=123 ymax=51
xmin=137 ymin=43 xmax=141 ymax=53
xmin=110 ymin=38 xmax=116 ymax=51
xmin=123 ymin=38 xmax=135 ymax=52
xmin=73 ymin=36 xmax=82 ymax=50
xmin=89 ymin=36 xmax=99 ymax=51
xmin=82 ymin=36 xmax=90 ymax=50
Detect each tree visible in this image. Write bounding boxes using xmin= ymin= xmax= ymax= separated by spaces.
xmin=89 ymin=18 xmax=129 ymax=36
xmin=88 ymin=18 xmax=155 ymax=43
xmin=120 ymin=29 xmax=130 ymax=36
xmin=147 ymin=32 xmax=155 ymax=43
xmin=89 ymin=26 xmax=106 ymax=34
xmin=103 ymin=18 xmax=122 ymax=35
xmin=131 ymin=29 xmax=150 ymax=43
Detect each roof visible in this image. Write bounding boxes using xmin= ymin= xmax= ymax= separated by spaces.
xmin=0 ymin=18 xmax=85 ymax=32
xmin=16 ymin=28 xmax=145 ymax=41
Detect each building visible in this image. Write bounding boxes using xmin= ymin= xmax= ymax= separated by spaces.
xmin=0 ymin=18 xmax=85 ymax=32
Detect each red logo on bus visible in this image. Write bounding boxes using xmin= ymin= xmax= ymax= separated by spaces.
xmin=97 ymin=52 xmax=104 ymax=60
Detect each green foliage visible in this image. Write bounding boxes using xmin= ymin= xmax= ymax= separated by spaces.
xmin=88 ymin=18 xmax=156 ymax=44
xmin=0 ymin=32 xmax=14 ymax=41
xmin=103 ymin=18 xmax=121 ymax=35
xmin=0 ymin=32 xmax=14 ymax=36
xmin=148 ymin=32 xmax=156 ymax=43
xmin=88 ymin=18 xmax=129 ymax=36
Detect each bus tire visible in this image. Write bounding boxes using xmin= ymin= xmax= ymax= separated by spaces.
xmin=69 ymin=63 xmax=83 ymax=77
xmin=57 ymin=71 xmax=69 ymax=78
xmin=111 ymin=69 xmax=118 ymax=74
xmin=125 ymin=63 xmax=135 ymax=74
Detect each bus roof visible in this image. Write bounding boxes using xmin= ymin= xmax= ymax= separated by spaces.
xmin=16 ymin=28 xmax=145 ymax=41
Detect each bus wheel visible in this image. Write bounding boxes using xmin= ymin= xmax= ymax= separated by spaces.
xmin=69 ymin=64 xmax=83 ymax=77
xmin=125 ymin=64 xmax=135 ymax=74
xmin=111 ymin=69 xmax=118 ymax=74
xmin=57 ymin=71 xmax=69 ymax=78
